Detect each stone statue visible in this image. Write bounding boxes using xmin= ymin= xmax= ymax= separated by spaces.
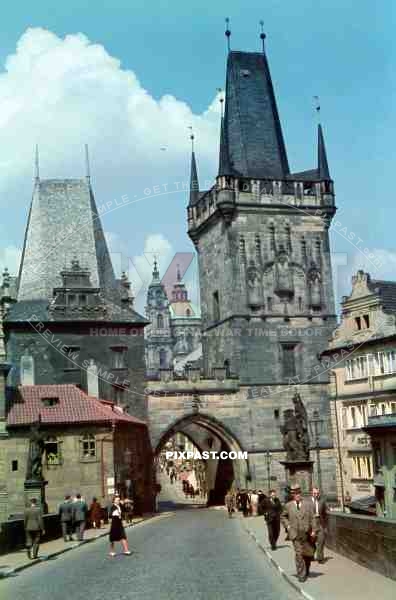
xmin=280 ymin=392 xmax=310 ymax=461
xmin=174 ymin=330 xmax=189 ymax=355
xmin=275 ymin=249 xmax=294 ymax=298
xmin=26 ymin=420 xmax=45 ymax=481
xmin=292 ymin=391 xmax=310 ymax=458
xmin=308 ymin=262 xmax=321 ymax=307
xmin=246 ymin=260 xmax=262 ymax=307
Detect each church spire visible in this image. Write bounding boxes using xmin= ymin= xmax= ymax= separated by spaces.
xmin=317 ymin=123 xmax=330 ymax=180
xmin=189 ymin=131 xmax=200 ymax=206
xmin=218 ymin=94 xmax=232 ymax=176
xmin=34 ymin=145 xmax=40 ymax=182
xmin=152 ymin=258 xmax=160 ymax=282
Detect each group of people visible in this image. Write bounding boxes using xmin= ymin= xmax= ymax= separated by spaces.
xmin=23 ymin=492 xmax=136 ymax=560
xmin=225 ymin=485 xmax=328 ymax=583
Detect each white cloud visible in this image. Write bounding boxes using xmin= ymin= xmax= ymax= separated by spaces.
xmin=0 ymin=28 xmax=219 ymax=192
xmin=0 ymin=245 xmax=21 ymax=277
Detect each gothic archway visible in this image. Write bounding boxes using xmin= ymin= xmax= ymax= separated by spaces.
xmin=155 ymin=412 xmax=250 ymax=505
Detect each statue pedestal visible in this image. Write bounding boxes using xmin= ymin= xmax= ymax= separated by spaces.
xmin=24 ymin=480 xmax=48 ymax=511
xmin=280 ymin=460 xmax=314 ymax=496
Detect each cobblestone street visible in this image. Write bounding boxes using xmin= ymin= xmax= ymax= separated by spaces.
xmin=0 ymin=509 xmax=295 ymax=600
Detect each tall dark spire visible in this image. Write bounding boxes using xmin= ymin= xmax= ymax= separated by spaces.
xmin=34 ymin=145 xmax=40 ymax=182
xmin=219 ymin=44 xmax=289 ymax=179
xmin=189 ymin=132 xmax=200 ymax=206
xmin=259 ymin=20 xmax=266 ymax=53
xmin=317 ymin=123 xmax=330 ymax=180
xmin=218 ymin=94 xmax=232 ymax=176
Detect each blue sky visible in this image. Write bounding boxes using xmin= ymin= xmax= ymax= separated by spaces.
xmin=0 ymin=1 xmax=395 ymax=311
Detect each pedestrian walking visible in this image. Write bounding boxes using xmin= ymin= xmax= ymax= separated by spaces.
xmin=263 ymin=489 xmax=282 ymax=550
xmin=224 ymin=490 xmax=236 ymax=517
xmin=281 ymin=484 xmax=316 ymax=583
xmin=24 ymin=498 xmax=45 ymax=559
xmin=59 ymin=494 xmax=74 ymax=541
xmin=109 ymin=495 xmax=131 ymax=556
xmin=72 ymin=493 xmax=88 ymax=541
xmin=89 ymin=497 xmax=103 ymax=529
xmin=311 ymin=487 xmax=328 ymax=563
xmin=250 ymin=490 xmax=259 ymax=516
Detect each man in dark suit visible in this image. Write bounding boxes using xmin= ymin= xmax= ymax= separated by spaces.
xmin=311 ymin=487 xmax=328 ymax=563
xmin=72 ymin=493 xmax=88 ymax=541
xmin=263 ymin=489 xmax=282 ymax=550
xmin=24 ymin=498 xmax=45 ymax=559
xmin=59 ymin=494 xmax=74 ymax=541
xmin=281 ymin=484 xmax=316 ymax=582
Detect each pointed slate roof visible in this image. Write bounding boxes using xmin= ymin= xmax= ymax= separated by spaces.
xmin=317 ymin=123 xmax=330 ymax=180
xmin=189 ymin=151 xmax=199 ymax=206
xmin=17 ymin=178 xmax=115 ymax=301
xmin=220 ymin=51 xmax=290 ymax=179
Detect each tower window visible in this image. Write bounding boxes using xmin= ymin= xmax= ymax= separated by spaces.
xmin=298 ymin=297 xmax=303 ymax=311
xmin=186 ymin=308 xmax=191 ymax=317
xmin=281 ymin=344 xmax=297 ymax=379
xmin=159 ymin=349 xmax=167 ymax=368
xmin=112 ymin=347 xmax=128 ymax=368
xmin=113 ymin=386 xmax=125 ymax=406
xmin=213 ymin=291 xmax=220 ymax=322
xmin=363 ymin=314 xmax=370 ymax=328
xmin=11 ymin=460 xmax=18 ymax=472
xmin=79 ymin=294 xmax=87 ymax=305
xmin=355 ymin=316 xmax=362 ymax=331
xmin=157 ymin=314 xmax=164 ymax=328
xmin=267 ymin=297 xmax=273 ymax=311
xmin=67 ymin=294 xmax=77 ymax=306
xmin=274 ymin=409 xmax=280 ymax=420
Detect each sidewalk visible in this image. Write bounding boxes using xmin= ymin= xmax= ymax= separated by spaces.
xmin=242 ymin=516 xmax=395 ymax=600
xmin=0 ymin=515 xmax=153 ymax=579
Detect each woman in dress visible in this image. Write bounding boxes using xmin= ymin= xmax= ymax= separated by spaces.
xmin=109 ymin=495 xmax=131 ymax=556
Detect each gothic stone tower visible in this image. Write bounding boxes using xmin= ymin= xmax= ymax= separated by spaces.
xmin=186 ymin=45 xmax=337 ymax=492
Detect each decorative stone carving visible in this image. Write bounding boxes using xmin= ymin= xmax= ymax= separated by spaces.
xmin=274 ymin=248 xmax=294 ymax=299
xmin=308 ymin=262 xmax=321 ymax=308
xmin=246 ymin=260 xmax=262 ymax=307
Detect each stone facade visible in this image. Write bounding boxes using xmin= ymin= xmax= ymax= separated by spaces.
xmin=323 ymin=270 xmax=396 ymax=506
xmin=145 ymin=261 xmax=201 ymax=377
xmin=145 ymin=45 xmax=338 ymax=500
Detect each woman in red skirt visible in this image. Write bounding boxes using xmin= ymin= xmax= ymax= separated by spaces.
xmin=109 ymin=495 xmax=131 ymax=556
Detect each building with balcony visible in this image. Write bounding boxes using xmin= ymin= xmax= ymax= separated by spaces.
xmin=322 ymin=270 xmax=396 ymax=506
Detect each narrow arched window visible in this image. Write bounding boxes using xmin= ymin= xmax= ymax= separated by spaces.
xmin=157 ymin=314 xmax=164 ymax=328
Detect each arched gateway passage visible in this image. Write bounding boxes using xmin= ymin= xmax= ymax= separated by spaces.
xmin=155 ymin=413 xmax=250 ymax=506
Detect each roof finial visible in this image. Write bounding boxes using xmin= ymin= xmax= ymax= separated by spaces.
xmin=217 ymin=88 xmax=224 ymax=119
xmin=85 ymin=144 xmax=91 ymax=182
xmin=225 ymin=17 xmax=231 ymax=52
xmin=314 ymin=96 xmax=321 ymax=123
xmin=259 ymin=20 xmax=266 ymax=53
xmin=152 ymin=256 xmax=160 ymax=280
xmin=188 ymin=126 xmax=194 ymax=151
xmin=34 ymin=145 xmax=40 ymax=181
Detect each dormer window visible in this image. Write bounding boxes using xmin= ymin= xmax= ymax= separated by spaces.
xmin=41 ymin=397 xmax=59 ymax=407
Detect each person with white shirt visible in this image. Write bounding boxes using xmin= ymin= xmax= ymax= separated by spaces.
xmin=311 ymin=487 xmax=328 ymax=563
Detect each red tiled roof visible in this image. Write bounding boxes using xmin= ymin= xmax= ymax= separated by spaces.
xmin=7 ymin=385 xmax=146 ymax=428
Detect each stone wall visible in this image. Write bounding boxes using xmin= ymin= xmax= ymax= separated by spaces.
xmin=0 ymin=513 xmax=62 ymax=555
xmin=147 ymin=383 xmax=337 ymax=499
xmin=326 ymin=512 xmax=396 ymax=580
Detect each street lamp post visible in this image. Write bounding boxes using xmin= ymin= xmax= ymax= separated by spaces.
xmin=309 ymin=410 xmax=324 ymax=490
